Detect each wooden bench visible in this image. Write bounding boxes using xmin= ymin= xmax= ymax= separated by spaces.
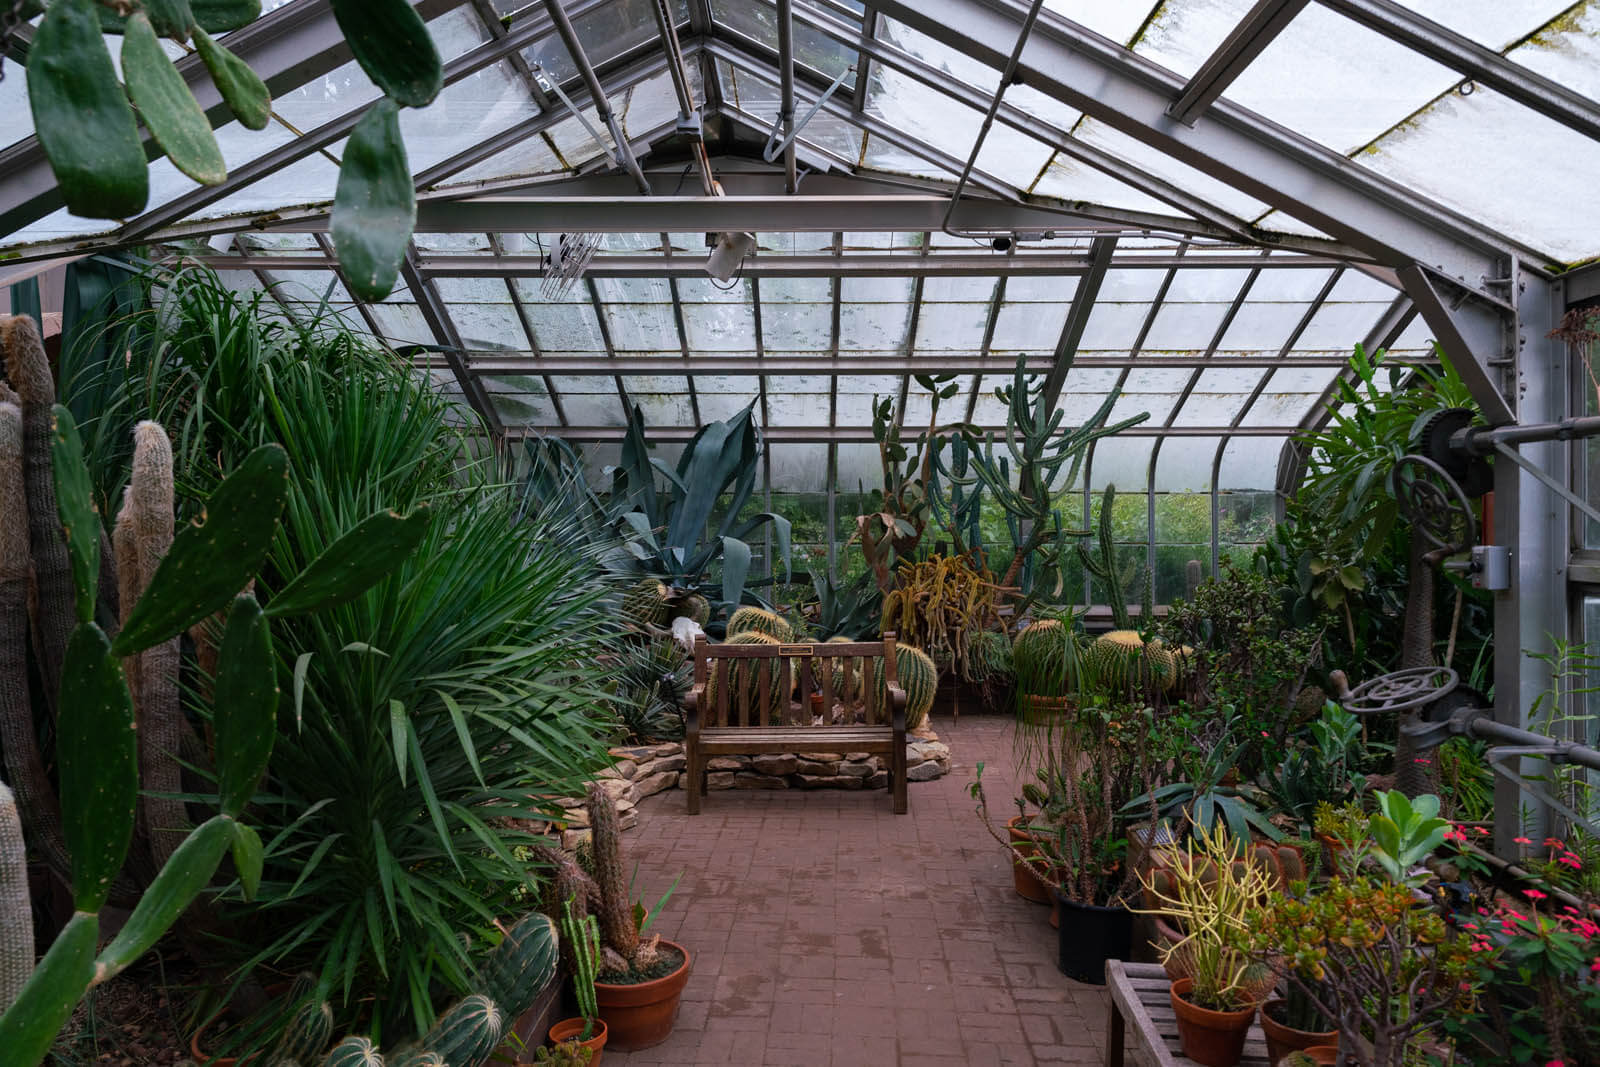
xmin=1105 ymin=961 xmax=1272 ymax=1067
xmin=684 ymin=632 xmax=908 ymax=814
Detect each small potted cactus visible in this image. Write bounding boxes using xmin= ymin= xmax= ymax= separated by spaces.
xmin=582 ymin=782 xmax=689 ymax=1051
xmin=547 ymin=895 xmax=608 ymax=1065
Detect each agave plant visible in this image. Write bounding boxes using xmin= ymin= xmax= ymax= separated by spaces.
xmin=613 ymin=401 xmax=792 ymax=612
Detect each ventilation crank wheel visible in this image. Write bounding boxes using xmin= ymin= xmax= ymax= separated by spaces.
xmin=1341 ymin=665 xmax=1459 ymax=715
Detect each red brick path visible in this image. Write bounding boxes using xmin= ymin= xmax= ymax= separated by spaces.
xmin=605 ymin=716 xmax=1113 ymax=1066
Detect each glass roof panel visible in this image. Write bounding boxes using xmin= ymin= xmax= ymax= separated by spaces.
xmin=765 ymin=376 xmax=833 ymax=426
xmin=711 ymin=0 xmax=859 ymax=86
xmin=1157 ymin=435 xmax=1222 ymax=493
xmin=1042 ymin=1 xmax=1154 ymax=47
xmin=1237 ymin=365 xmax=1339 ymax=427
xmin=1393 ymin=0 xmax=1575 ymax=49
xmin=549 ymin=379 xmax=628 ymax=425
xmin=1219 ymin=435 xmax=1287 ymax=490
xmin=524 ymin=0 xmax=691 ymax=84
xmin=1032 ymin=155 xmax=1197 ymax=217
xmin=1089 ymin=436 xmax=1155 ymax=492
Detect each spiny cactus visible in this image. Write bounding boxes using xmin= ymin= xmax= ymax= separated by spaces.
xmin=621 ymin=577 xmax=670 ymax=628
xmin=1086 ymin=630 xmax=1173 ymax=697
xmin=669 ymin=591 xmax=711 ymax=626
xmin=705 ymin=631 xmax=786 ymax=725
xmin=726 ymin=605 xmax=793 ymax=641
xmin=272 ymin=997 xmax=336 ymax=1064
xmin=560 ymin=896 xmax=601 ymax=1040
xmin=2 ymin=317 xmax=72 ymax=715
xmin=115 ymin=421 xmax=187 ymax=869
xmin=1011 ymin=619 xmax=1079 ymax=698
xmin=0 ymin=410 xmax=430 ymax=1067
xmin=0 ymin=397 xmax=69 ymax=881
xmin=893 ymin=645 xmax=938 ymax=731
xmin=1077 ymin=485 xmax=1152 ymax=632
xmin=586 ymin=779 xmax=638 ymax=966
xmin=416 ymin=994 xmax=503 ymax=1067
xmin=475 ymin=912 xmax=559 ymax=1021
xmin=0 ymin=783 xmax=31 ymax=1013
xmin=322 ymin=1036 xmax=385 ymax=1067
xmin=965 ymin=630 xmax=1013 ymax=683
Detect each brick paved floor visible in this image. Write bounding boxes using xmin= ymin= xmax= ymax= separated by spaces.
xmin=604 ymin=714 xmax=1115 ymax=1067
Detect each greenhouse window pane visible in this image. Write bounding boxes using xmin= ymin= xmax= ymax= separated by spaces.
xmin=1032 ymin=155 xmax=1190 ymax=216
xmin=765 ymin=376 xmax=833 ymax=426
xmin=547 ymin=379 xmax=625 ymax=425
xmin=989 ymin=301 xmax=1071 ymax=351
xmin=761 ymin=301 xmax=834 ymax=351
xmin=1169 ymin=367 xmax=1268 ymax=428
xmin=835 ymin=376 xmax=903 ymax=424
xmin=526 ymin=301 xmax=607 ymax=351
xmin=769 ymin=444 xmax=832 ymax=494
xmin=524 ymin=0 xmax=690 ymax=85
xmin=1237 ymin=366 xmax=1338 ymax=428
xmin=682 ymin=303 xmax=757 ymax=352
xmin=600 ymin=302 xmax=678 ymax=351
xmin=712 ymin=0 xmax=858 ymax=86
xmin=367 ymin=302 xmax=433 ymax=345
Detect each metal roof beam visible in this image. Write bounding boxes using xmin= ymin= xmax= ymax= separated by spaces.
xmin=776 ymin=0 xmax=800 ymax=194
xmin=543 ymin=0 xmax=651 ymax=193
xmin=1319 ymin=0 xmax=1600 ymax=144
xmin=1168 ymin=0 xmax=1311 ymax=125
xmin=870 ymin=0 xmax=1524 ymax=287
xmin=400 ymin=251 xmax=502 ymax=433
xmin=452 ymin=353 xmax=1410 ymax=374
xmin=503 ymin=424 xmax=1305 ymax=442
xmin=1041 ymin=234 xmax=1116 ymax=411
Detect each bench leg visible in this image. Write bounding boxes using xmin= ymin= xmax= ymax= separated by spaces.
xmin=685 ymin=744 xmax=702 ymax=815
xmin=891 ymin=740 xmax=907 ymax=815
xmin=1105 ymin=997 xmax=1124 ymax=1067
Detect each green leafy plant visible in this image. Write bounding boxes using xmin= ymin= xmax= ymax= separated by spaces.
xmin=1237 ymin=878 xmax=1485 ymax=1067
xmin=0 ymin=410 xmax=423 ymax=1066
xmin=1369 ymin=790 xmax=1449 ymax=887
xmin=1256 ymin=702 xmax=1371 ymax=833
xmin=11 ymin=0 xmax=440 ymax=300
xmin=614 ymin=402 xmax=792 ymax=612
xmin=1125 ymin=711 xmax=1282 ymax=844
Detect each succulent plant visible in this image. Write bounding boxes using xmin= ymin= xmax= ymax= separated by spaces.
xmin=705 ymin=631 xmax=787 ymax=725
xmin=726 ymin=605 xmax=794 ymax=642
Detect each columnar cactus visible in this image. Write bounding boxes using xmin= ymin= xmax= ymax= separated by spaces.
xmin=115 ymin=421 xmax=187 ymax=869
xmin=0 ymin=783 xmax=31 ymax=1013
xmin=586 ymin=779 xmax=638 ymax=966
xmin=322 ymin=1036 xmax=385 ymax=1067
xmin=560 ymin=896 xmax=601 ymax=1039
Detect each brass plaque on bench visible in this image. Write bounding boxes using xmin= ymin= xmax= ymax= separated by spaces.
xmin=778 ymin=644 xmax=814 ymax=656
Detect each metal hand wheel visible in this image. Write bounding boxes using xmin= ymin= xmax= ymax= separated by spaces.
xmin=1393 ymin=454 xmax=1476 ymax=554
xmin=1340 ymin=665 xmax=1459 ymax=715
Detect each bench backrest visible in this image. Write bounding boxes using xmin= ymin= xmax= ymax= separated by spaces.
xmin=691 ymin=632 xmax=901 ymax=728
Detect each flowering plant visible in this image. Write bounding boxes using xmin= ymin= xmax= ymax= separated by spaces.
xmin=1235 ymin=877 xmax=1485 ymax=1066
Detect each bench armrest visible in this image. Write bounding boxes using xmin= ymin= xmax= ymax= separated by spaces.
xmin=886 ymin=682 xmax=907 ymax=735
xmin=686 ymin=685 xmax=703 ymax=737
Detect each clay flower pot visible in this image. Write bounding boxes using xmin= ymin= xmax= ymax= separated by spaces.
xmin=1260 ymin=998 xmax=1337 ymax=1064
xmin=189 ymin=1020 xmax=258 ymax=1067
xmin=593 ymin=940 xmax=691 ymax=1051
xmin=1300 ymin=1046 xmax=1341 ymax=1065
xmin=1170 ymin=977 xmax=1256 ymax=1067
xmin=548 ymin=1016 xmax=608 ymax=1066
xmin=1006 ymin=815 xmax=1050 ymax=904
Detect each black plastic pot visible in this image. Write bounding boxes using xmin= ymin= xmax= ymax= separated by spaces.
xmin=1054 ymin=892 xmax=1134 ymax=985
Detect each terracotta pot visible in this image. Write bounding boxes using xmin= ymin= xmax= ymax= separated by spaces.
xmin=1260 ymin=998 xmax=1337 ymax=1064
xmin=1300 ymin=1046 xmax=1341 ymax=1065
xmin=190 ymin=1020 xmax=258 ymax=1067
xmin=1017 ymin=692 xmax=1071 ymax=725
xmin=1006 ymin=815 xmax=1050 ymax=904
xmin=548 ymin=1017 xmax=608 ymax=1067
xmin=1170 ymin=977 xmax=1256 ymax=1067
xmin=593 ymin=940 xmax=691 ymax=1051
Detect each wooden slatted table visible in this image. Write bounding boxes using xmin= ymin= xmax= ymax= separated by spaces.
xmin=1105 ymin=961 xmax=1274 ymax=1067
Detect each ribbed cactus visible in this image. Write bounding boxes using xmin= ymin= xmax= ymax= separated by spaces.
xmin=560 ymin=895 xmax=601 ymax=1040
xmin=0 ymin=782 xmax=31 ymax=1013
xmin=1086 ymin=630 xmax=1173 ymax=696
xmin=705 ymin=631 xmax=786 ymax=724
xmin=585 ymin=779 xmax=638 ymax=965
xmin=322 ymin=1036 xmax=385 ymax=1067
xmin=965 ymin=630 xmax=1013 ymax=683
xmin=272 ymin=996 xmax=335 ymax=1063
xmin=726 ymin=605 xmax=793 ymax=641
xmin=620 ymin=577 xmax=670 ymax=627
xmin=0 ymin=413 xmax=428 ymax=1067
xmin=2 ymin=317 xmax=72 ymax=715
xmin=893 ymin=645 xmax=937 ymax=731
xmin=416 ymin=993 xmax=503 ymax=1067
xmin=0 ymin=398 xmax=69 ymax=881
xmin=115 ymin=421 xmax=187 ymax=869
xmin=474 ymin=912 xmax=558 ymax=1020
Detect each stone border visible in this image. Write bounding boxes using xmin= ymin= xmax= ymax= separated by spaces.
xmin=545 ymin=732 xmax=953 ymax=847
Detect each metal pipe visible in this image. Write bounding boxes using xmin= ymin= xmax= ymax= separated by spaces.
xmin=648 ymin=0 xmax=716 ymax=196
xmin=777 ymin=0 xmax=798 ymax=194
xmin=938 ymin=0 xmax=1048 ymax=239
xmin=1457 ymin=414 xmax=1600 ymax=454
xmin=543 ymin=0 xmax=652 ymax=194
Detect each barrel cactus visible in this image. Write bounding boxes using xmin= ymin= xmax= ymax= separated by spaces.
xmin=1086 ymin=630 xmax=1173 ymax=695
xmin=670 ymin=591 xmax=711 ymax=626
xmin=415 ymin=994 xmax=503 ymax=1067
xmin=726 ymin=605 xmax=793 ymax=641
xmin=965 ymin=629 xmax=1013 ymax=683
xmin=621 ymin=577 xmax=670 ymax=627
xmin=322 ymin=1037 xmax=385 ymax=1067
xmin=893 ymin=645 xmax=938 ymax=731
xmin=705 ymin=631 xmax=787 ymax=725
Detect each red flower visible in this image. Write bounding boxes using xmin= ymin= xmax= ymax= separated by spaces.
xmin=1525 ymin=889 xmax=1547 ymax=901
xmin=1514 ymin=836 xmax=1532 ymax=845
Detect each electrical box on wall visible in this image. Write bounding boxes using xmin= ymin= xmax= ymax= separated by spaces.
xmin=1469 ymin=545 xmax=1511 ymax=590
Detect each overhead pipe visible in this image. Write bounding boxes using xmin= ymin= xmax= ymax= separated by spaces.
xmin=777 ymin=0 xmax=798 ymax=193
xmin=648 ymin=0 xmax=717 ymax=196
xmin=543 ymin=0 xmax=652 ymax=194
